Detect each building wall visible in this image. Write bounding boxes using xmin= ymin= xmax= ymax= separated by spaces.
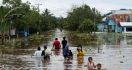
xmin=129 ymin=14 xmax=132 ymax=22
xmin=108 ymin=20 xmax=115 ymax=32
xmin=106 ymin=19 xmax=122 ymax=32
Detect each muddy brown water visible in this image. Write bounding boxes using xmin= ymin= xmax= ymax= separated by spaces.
xmin=0 ymin=29 xmax=132 ymax=70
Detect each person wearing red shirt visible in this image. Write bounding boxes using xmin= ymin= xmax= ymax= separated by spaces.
xmin=53 ymin=38 xmax=61 ymax=49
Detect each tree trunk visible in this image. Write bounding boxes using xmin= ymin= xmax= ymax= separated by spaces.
xmin=1 ymin=33 xmax=4 ymax=45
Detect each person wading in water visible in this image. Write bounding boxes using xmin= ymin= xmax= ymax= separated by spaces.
xmin=53 ymin=38 xmax=61 ymax=49
xmin=41 ymin=45 xmax=51 ymax=59
xmin=61 ymin=37 xmax=67 ymax=50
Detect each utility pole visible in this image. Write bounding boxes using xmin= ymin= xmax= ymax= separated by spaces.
xmin=35 ymin=3 xmax=42 ymax=13
xmin=93 ymin=7 xmax=96 ymax=33
xmin=35 ymin=2 xmax=42 ymax=33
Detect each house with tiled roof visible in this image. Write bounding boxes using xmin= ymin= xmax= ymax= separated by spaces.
xmin=103 ymin=9 xmax=132 ymax=32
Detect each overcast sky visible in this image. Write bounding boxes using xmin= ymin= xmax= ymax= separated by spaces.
xmin=1 ymin=0 xmax=132 ymax=17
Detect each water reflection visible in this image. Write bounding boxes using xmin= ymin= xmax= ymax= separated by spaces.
xmin=43 ymin=58 xmax=50 ymax=65
xmin=77 ymin=57 xmax=84 ymax=65
xmin=63 ymin=59 xmax=73 ymax=70
xmin=53 ymin=49 xmax=61 ymax=56
xmin=34 ymin=57 xmax=43 ymax=67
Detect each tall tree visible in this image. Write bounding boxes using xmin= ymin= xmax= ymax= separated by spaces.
xmin=3 ymin=0 xmax=22 ymax=8
xmin=61 ymin=4 xmax=102 ymax=32
xmin=79 ymin=19 xmax=94 ymax=33
xmin=41 ymin=9 xmax=57 ymax=31
xmin=0 ymin=6 xmax=10 ymax=44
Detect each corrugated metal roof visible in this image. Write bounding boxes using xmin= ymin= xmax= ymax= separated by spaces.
xmin=120 ymin=22 xmax=132 ymax=26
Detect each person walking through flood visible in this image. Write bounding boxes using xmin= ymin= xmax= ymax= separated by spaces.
xmin=33 ymin=47 xmax=43 ymax=67
xmin=41 ymin=45 xmax=51 ymax=65
xmin=77 ymin=45 xmax=84 ymax=64
xmin=53 ymin=38 xmax=61 ymax=49
xmin=68 ymin=50 xmax=73 ymax=60
xmin=61 ymin=37 xmax=67 ymax=49
xmin=34 ymin=47 xmax=42 ymax=57
xmin=63 ymin=45 xmax=69 ymax=60
xmin=41 ymin=45 xmax=51 ymax=59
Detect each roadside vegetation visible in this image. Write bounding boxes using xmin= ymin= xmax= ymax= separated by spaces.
xmin=0 ymin=0 xmax=57 ymax=45
xmin=0 ymin=0 xmax=103 ymax=48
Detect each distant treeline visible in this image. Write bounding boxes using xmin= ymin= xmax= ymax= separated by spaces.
xmin=58 ymin=5 xmax=102 ymax=33
xmin=0 ymin=0 xmax=102 ymax=34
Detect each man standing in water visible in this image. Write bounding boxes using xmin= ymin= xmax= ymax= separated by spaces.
xmin=53 ymin=38 xmax=61 ymax=49
xmin=61 ymin=37 xmax=67 ymax=49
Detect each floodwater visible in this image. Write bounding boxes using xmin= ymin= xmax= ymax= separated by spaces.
xmin=0 ymin=28 xmax=132 ymax=70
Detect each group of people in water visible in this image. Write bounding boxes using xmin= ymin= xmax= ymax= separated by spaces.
xmin=34 ymin=37 xmax=102 ymax=70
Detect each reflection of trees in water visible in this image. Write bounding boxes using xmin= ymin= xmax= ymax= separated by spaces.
xmin=29 ymin=31 xmax=54 ymax=47
xmin=0 ymin=48 xmax=35 ymax=69
xmin=100 ymin=33 xmax=123 ymax=45
xmin=0 ymin=48 xmax=34 ymax=55
xmin=0 ymin=55 xmax=28 ymax=69
xmin=66 ymin=32 xmax=99 ymax=46
xmin=66 ymin=32 xmax=126 ymax=49
xmin=0 ymin=31 xmax=54 ymax=51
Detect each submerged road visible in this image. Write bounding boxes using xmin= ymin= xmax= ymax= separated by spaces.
xmin=0 ymin=28 xmax=132 ymax=70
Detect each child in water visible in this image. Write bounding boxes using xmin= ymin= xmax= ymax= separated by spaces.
xmin=96 ymin=63 xmax=101 ymax=70
xmin=87 ymin=57 xmax=96 ymax=70
xmin=68 ymin=50 xmax=73 ymax=59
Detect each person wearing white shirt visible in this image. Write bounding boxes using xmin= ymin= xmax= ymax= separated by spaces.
xmin=34 ymin=47 xmax=42 ymax=57
xmin=34 ymin=47 xmax=43 ymax=67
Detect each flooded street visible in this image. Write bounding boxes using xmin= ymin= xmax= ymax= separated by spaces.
xmin=0 ymin=29 xmax=132 ymax=70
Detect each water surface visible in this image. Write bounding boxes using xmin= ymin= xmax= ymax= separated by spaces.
xmin=0 ymin=29 xmax=132 ymax=70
